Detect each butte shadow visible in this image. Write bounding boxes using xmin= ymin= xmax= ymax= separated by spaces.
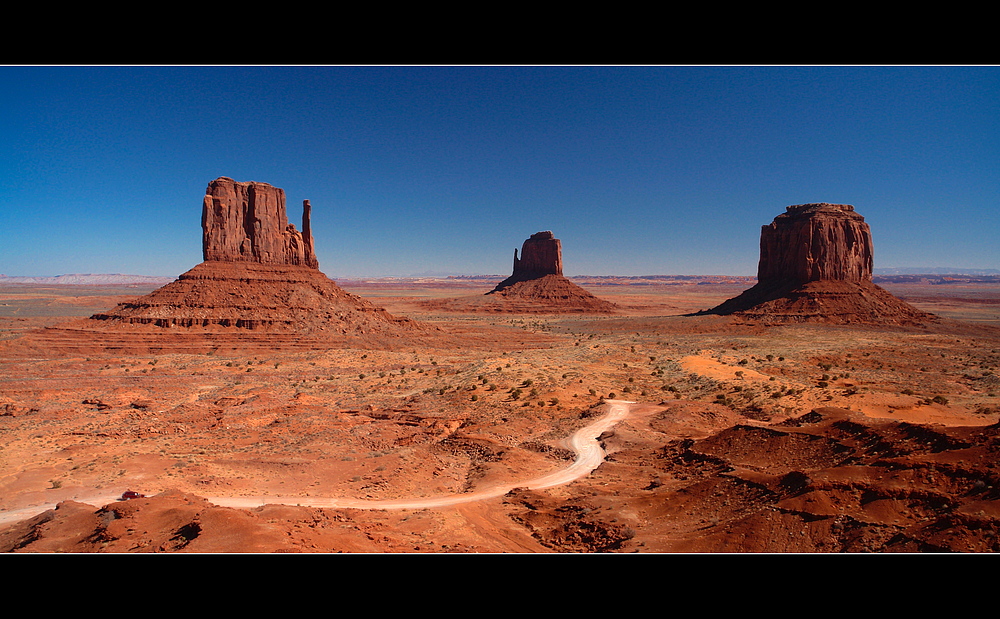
xmin=695 ymin=203 xmax=936 ymax=325
xmin=3 ymin=178 xmax=438 ymax=355
xmin=421 ymin=231 xmax=617 ymax=315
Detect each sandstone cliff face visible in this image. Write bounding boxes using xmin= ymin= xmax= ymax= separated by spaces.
xmin=202 ymin=177 xmax=318 ymax=269
xmin=512 ymin=231 xmax=563 ymax=278
xmin=706 ymin=203 xmax=933 ymax=324
xmin=757 ymin=203 xmax=873 ymax=286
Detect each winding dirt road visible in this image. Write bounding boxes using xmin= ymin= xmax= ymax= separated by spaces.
xmin=0 ymin=400 xmax=634 ymax=525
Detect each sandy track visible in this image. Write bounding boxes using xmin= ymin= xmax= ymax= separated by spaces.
xmin=0 ymin=400 xmax=634 ymax=525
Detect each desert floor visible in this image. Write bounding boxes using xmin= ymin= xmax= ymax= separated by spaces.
xmin=1 ymin=277 xmax=998 ymax=553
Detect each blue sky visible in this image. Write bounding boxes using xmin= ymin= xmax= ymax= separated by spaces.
xmin=2 ymin=65 xmax=997 ymax=277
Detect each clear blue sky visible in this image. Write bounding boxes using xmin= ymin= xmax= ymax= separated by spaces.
xmin=2 ymin=65 xmax=997 ymax=277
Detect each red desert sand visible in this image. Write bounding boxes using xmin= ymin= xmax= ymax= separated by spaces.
xmin=1 ymin=190 xmax=997 ymax=553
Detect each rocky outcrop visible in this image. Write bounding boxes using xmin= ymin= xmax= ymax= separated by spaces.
xmin=202 ymin=177 xmax=318 ymax=269
xmin=491 ymin=231 xmax=566 ymax=292
xmin=69 ymin=177 xmax=427 ymax=349
xmin=512 ymin=231 xmax=563 ymax=279
xmin=481 ymin=231 xmax=616 ymax=313
xmin=705 ymin=203 xmax=934 ymax=324
xmin=757 ymin=203 xmax=873 ymax=286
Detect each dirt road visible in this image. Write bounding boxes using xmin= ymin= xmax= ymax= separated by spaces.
xmin=0 ymin=400 xmax=634 ymax=524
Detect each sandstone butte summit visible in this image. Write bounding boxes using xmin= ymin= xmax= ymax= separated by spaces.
xmin=22 ymin=178 xmax=423 ymax=353
xmin=482 ymin=231 xmax=616 ymax=313
xmin=703 ymin=202 xmax=936 ymax=325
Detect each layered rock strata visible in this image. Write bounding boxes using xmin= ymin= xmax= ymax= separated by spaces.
xmin=705 ymin=203 xmax=934 ymax=324
xmin=88 ymin=262 xmax=411 ymax=335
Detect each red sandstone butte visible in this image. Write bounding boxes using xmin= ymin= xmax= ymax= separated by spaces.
xmin=514 ymin=231 xmax=564 ymax=279
xmin=485 ymin=231 xmax=616 ymax=313
xmin=491 ymin=231 xmax=565 ymax=291
xmin=202 ymin=177 xmax=318 ymax=269
xmin=757 ymin=202 xmax=873 ymax=286
xmin=67 ymin=177 xmax=425 ymax=349
xmin=706 ymin=203 xmax=934 ymax=324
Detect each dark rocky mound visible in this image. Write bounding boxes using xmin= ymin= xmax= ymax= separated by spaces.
xmin=503 ymin=407 xmax=1000 ymax=553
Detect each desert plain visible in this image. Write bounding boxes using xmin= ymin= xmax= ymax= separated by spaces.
xmin=1 ymin=274 xmax=999 ymax=553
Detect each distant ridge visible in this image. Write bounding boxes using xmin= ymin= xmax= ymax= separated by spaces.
xmin=874 ymin=267 xmax=1000 ymax=276
xmin=0 ymin=274 xmax=176 ymax=285
xmin=4 ymin=270 xmax=994 ymax=285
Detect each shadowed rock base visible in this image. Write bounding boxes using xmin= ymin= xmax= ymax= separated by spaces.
xmin=484 ymin=274 xmax=618 ymax=314
xmin=702 ymin=279 xmax=937 ymax=325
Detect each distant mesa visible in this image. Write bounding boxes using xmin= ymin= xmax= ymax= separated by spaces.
xmin=702 ymin=203 xmax=936 ymax=325
xmin=28 ymin=177 xmax=425 ymax=353
xmin=493 ymin=230 xmax=564 ymax=288
xmin=481 ymin=231 xmax=617 ymax=314
xmin=414 ymin=230 xmax=616 ymax=315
